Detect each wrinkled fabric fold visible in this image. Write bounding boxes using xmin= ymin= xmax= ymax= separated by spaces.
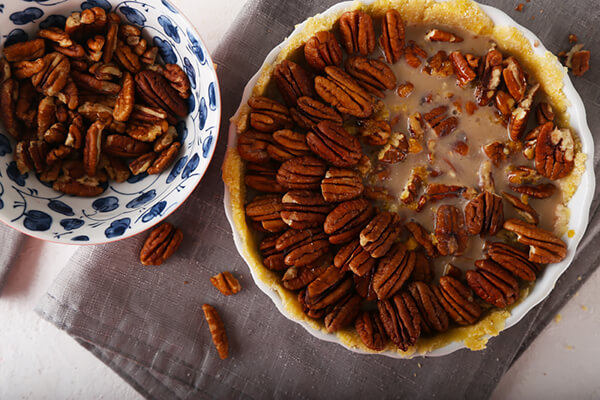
xmin=34 ymin=0 xmax=600 ymax=398
xmin=0 ymin=228 xmax=25 ymax=294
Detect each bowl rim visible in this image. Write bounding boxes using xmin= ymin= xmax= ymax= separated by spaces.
xmin=0 ymin=0 xmax=222 ymax=245
xmin=223 ymin=0 xmax=595 ymax=358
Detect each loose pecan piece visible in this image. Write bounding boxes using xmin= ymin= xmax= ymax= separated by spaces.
xmin=246 ymin=194 xmax=285 ymax=232
xmin=378 ymin=132 xmax=408 ymax=163
xmin=135 ymin=70 xmax=188 ymax=118
xmin=202 ymin=304 xmax=228 ymax=359
xmin=358 ymin=119 xmax=390 ymax=146
xmin=355 ymin=311 xmax=387 ymax=351
xmin=282 ymin=263 xmax=328 ymax=291
xmin=276 ymin=156 xmax=327 ymax=190
xmin=502 ymin=56 xmax=527 ymax=101
xmin=503 ymin=218 xmax=567 ymax=264
xmin=435 ymin=205 xmax=468 ymax=256
xmin=380 ymin=9 xmax=405 ymax=64
xmin=127 ymin=120 xmax=165 ymax=143
xmin=0 ymin=79 xmax=20 ymax=138
xmin=113 ymin=71 xmax=134 ymax=122
xmin=334 ymin=239 xmax=376 ymax=276
xmin=304 ymin=265 xmax=353 ymax=311
xmin=37 ymin=96 xmax=58 ymax=138
xmin=164 ymin=63 xmax=191 ymax=99
xmin=86 ymin=35 xmax=105 ymax=62
xmin=449 ymin=51 xmax=476 ymax=87
xmin=267 ymin=129 xmax=310 ymax=162
xmin=71 ymin=70 xmax=120 ymax=95
xmin=66 ymin=111 xmax=85 ymax=149
xmin=304 ymin=31 xmax=343 ymax=71
xmin=321 ymin=168 xmax=363 ymax=202
xmin=324 ymin=294 xmax=361 ymax=333
xmin=423 ymin=106 xmax=458 ymax=137
xmin=324 ymin=198 xmax=374 ymax=244
xmin=475 ymin=48 xmax=503 ymax=106
xmin=399 ymin=167 xmax=425 ymax=205
xmin=467 ymin=259 xmax=519 ymax=308
xmin=509 ymin=182 xmax=556 ymax=199
xmin=28 ymin=141 xmax=49 ymax=172
xmin=140 ymin=222 xmax=183 ymax=266
xmin=43 ymin=123 xmax=67 ymax=144
xmin=435 ymin=276 xmax=481 ymax=325
xmin=260 ymin=235 xmax=286 ymax=271
xmin=315 ymin=66 xmax=373 ymax=118
xmin=411 ymin=252 xmax=433 ymax=283
xmin=404 ymin=40 xmax=427 ymax=68
xmin=307 ymin=121 xmax=362 ymax=167
xmin=502 ymin=192 xmax=539 ymax=225
xmin=273 ymin=60 xmax=314 ymax=106
xmin=464 ymin=191 xmax=504 ymax=236
xmin=12 ymin=59 xmax=45 ymax=80
xmin=495 ymin=90 xmax=516 ymax=118
xmin=535 ymin=125 xmax=575 ymax=180
xmin=486 ymin=241 xmax=539 ymax=281
xmin=114 ymin=41 xmax=141 ymax=73
xmin=425 ymin=183 xmax=465 ymax=202
xmin=3 ymin=39 xmax=45 ymax=62
xmin=345 ymin=56 xmax=396 ymax=97
xmin=396 ymin=82 xmax=414 ymax=98
xmin=535 ymin=102 xmax=555 ymax=125
xmin=103 ymin=134 xmax=151 ymax=157
xmin=237 ymin=130 xmax=271 ymax=163
xmin=281 ymin=190 xmax=333 ymax=230
xmin=406 ymin=222 xmax=437 ymax=258
xmin=245 ymin=162 xmax=285 ymax=193
xmin=31 ymin=53 xmax=70 ymax=97
xmin=483 ymin=141 xmax=507 ymax=167
xmin=360 ymin=211 xmax=402 ymax=258
xmin=83 ymin=119 xmax=108 ymax=176
xmin=425 ymin=28 xmax=463 ymax=43
xmin=39 ymin=27 xmax=72 ymax=47
xmin=508 ymin=83 xmax=539 ymax=141
xmin=276 ymin=228 xmax=330 ymax=267
xmin=378 ymin=292 xmax=421 ymax=351
xmin=101 ymin=155 xmax=130 ymax=182
xmin=339 ymin=10 xmax=375 ymax=56
xmin=373 ymin=243 xmax=415 ymax=300
xmin=290 ymin=96 xmax=342 ymax=129
xmin=248 ymin=96 xmax=293 ymax=133
xmin=147 ymin=142 xmax=180 ymax=174
xmin=210 ymin=271 xmax=241 ymax=296
xmin=408 ymin=281 xmax=449 ymax=334
xmin=423 ymin=51 xmax=454 ymax=78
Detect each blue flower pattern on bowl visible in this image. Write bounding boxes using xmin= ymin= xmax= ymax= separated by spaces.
xmin=0 ymin=0 xmax=220 ymax=243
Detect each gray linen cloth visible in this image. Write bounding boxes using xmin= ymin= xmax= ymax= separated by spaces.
xmin=32 ymin=0 xmax=600 ymax=398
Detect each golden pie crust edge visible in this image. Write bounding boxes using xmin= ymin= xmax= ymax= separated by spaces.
xmin=222 ymin=0 xmax=587 ymax=356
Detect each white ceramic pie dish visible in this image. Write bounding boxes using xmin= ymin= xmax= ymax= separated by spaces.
xmin=223 ymin=0 xmax=595 ymax=357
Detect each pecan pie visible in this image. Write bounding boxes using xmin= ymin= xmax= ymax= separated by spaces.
xmin=224 ymin=0 xmax=586 ymax=355
xmin=1 ymin=7 xmax=191 ymax=196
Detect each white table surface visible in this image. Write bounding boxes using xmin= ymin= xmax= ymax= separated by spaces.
xmin=1 ymin=0 xmax=599 ymax=398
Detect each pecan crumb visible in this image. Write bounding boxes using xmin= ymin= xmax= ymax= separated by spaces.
xmin=568 ymin=33 xmax=578 ymax=43
xmin=202 ymin=304 xmax=229 ymax=359
xmin=515 ymin=3 xmax=524 ymax=11
xmin=210 ymin=271 xmax=242 ymax=296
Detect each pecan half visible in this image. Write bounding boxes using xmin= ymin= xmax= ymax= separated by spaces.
xmin=503 ymin=218 xmax=567 ymax=264
xmin=12 ymin=59 xmax=45 ymax=80
xmin=464 ymin=191 xmax=504 ymax=236
xmin=354 ymin=266 xmax=376 ymax=301
xmin=535 ymin=125 xmax=575 ymax=180
xmin=339 ymin=10 xmax=375 ymax=56
xmin=406 ymin=222 xmax=437 ymax=258
xmin=83 ymin=119 xmax=108 ymax=177
xmin=378 ymin=292 xmax=421 ymax=351
xmin=281 ymin=190 xmax=333 ymax=230
xmin=321 ymin=168 xmax=364 ymax=202
xmin=423 ymin=105 xmax=458 ymax=137
xmin=0 ymin=79 xmax=20 ymax=138
xmin=101 ymin=155 xmax=129 ymax=182
xmin=31 ymin=53 xmax=70 ymax=97
xmin=276 ymin=156 xmax=327 ymax=190
xmin=399 ymin=167 xmax=425 ymax=205
xmin=435 ymin=205 xmax=468 ymax=256
xmin=359 ymin=119 xmax=390 ymax=146
xmin=71 ymin=70 xmax=120 ymax=95
xmin=411 ymin=251 xmax=433 ymax=283
xmin=502 ymin=191 xmax=539 ymax=225
xmin=210 ymin=271 xmax=241 ymax=296
xmin=355 ymin=311 xmax=387 ymax=351
xmin=140 ymin=222 xmax=183 ymax=266
xmin=113 ymin=71 xmax=134 ymax=121
xmin=404 ymin=40 xmax=427 ymax=68
xmin=314 ymin=66 xmax=373 ymax=118
xmin=345 ymin=56 xmax=396 ymax=97
xmin=475 ymin=48 xmax=503 ymax=106
xmin=324 ymin=294 xmax=361 ymax=333
xmin=535 ymin=102 xmax=555 ymax=125
xmin=275 ymin=228 xmax=330 ymax=267
xmin=324 ymin=198 xmax=374 ymax=244
xmin=164 ymin=63 xmax=191 ymax=99
xmin=237 ymin=130 xmax=271 ymax=163
xmin=43 ymin=123 xmax=67 ymax=144
xmin=334 ymin=239 xmax=376 ymax=276
xmin=502 ymin=56 xmax=527 ymax=101
xmin=508 ymin=83 xmax=539 ymax=141
xmin=103 ymin=134 xmax=151 ymax=157
xmin=307 ymin=121 xmax=362 ymax=167
xmin=304 ymin=31 xmax=343 ymax=71
xmin=3 ymin=39 xmax=45 ymax=62
xmin=53 ymin=175 xmax=105 ymax=197
xmin=435 ymin=276 xmax=481 ymax=325
xmin=360 ymin=212 xmax=402 ymax=258
xmin=282 ymin=263 xmax=328 ymax=291
xmin=378 ymin=132 xmax=408 ymax=163
xmin=425 ymin=29 xmax=463 ymax=43
xmin=135 ymin=70 xmax=188 ymax=118
xmin=509 ymin=182 xmax=556 ymax=199
xmin=373 ymin=243 xmax=415 ymax=300
xmin=290 ymin=96 xmax=342 ymax=129
xmin=246 ymin=194 xmax=285 ymax=233
xmin=483 ymin=141 xmax=507 ymax=166
xmin=273 ymin=60 xmax=314 ymax=106
xmin=495 ymin=90 xmax=516 ymax=118
xmin=267 ymin=129 xmax=310 ymax=162
xmin=248 ymin=96 xmax=293 ymax=133
xmin=449 ymin=51 xmax=476 ymax=87
xmin=423 ymin=51 xmax=454 ymax=78
xmin=147 ymin=141 xmax=180 ymax=174
xmin=245 ymin=162 xmax=285 ymax=193
xmin=467 ymin=259 xmax=519 ymax=308
xmin=202 ymin=304 xmax=228 ymax=360
xmin=396 ymin=82 xmax=414 ymax=98
xmin=380 ymin=9 xmax=405 ymax=64
xmin=114 ymin=41 xmax=141 ymax=73
xmin=425 ymin=183 xmax=465 ymax=202
xmin=66 ymin=111 xmax=84 ymax=149
xmin=486 ymin=241 xmax=540 ymax=281
xmin=260 ymin=235 xmax=287 ymax=271
xmin=408 ymin=281 xmax=449 ymax=334
xmin=40 ymin=27 xmax=73 ymax=47
xmin=304 ymin=265 xmax=353 ymax=311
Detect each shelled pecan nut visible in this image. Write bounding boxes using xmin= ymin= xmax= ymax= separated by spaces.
xmin=378 ymin=132 xmax=408 ymax=163
xmin=101 ymin=155 xmax=130 ymax=182
xmin=202 ymin=304 xmax=228 ymax=359
xmin=467 ymin=259 xmax=519 ymax=308
xmin=237 ymin=130 xmax=272 ymax=163
xmin=304 ymin=265 xmax=353 ymax=310
xmin=358 ymin=119 xmax=391 ymax=146
xmin=275 ymin=228 xmax=330 ymax=267
xmin=290 ymin=96 xmax=343 ymax=129
xmin=83 ymin=119 xmax=108 ymax=177
xmin=245 ymin=194 xmax=285 ymax=232
xmin=509 ymin=182 xmax=556 ymax=199
xmin=267 ymin=129 xmax=311 ymax=161
xmin=53 ymin=176 xmax=104 ymax=196
xmin=135 ymin=70 xmax=188 ymax=118
xmin=324 ymin=294 xmax=361 ymax=333
xmin=12 ymin=59 xmax=46 ymax=80
xmin=483 ymin=141 xmax=506 ymax=166
xmin=147 ymin=141 xmax=181 ymax=174
xmin=464 ymin=191 xmax=504 ymax=236
xmin=210 ymin=271 xmax=241 ymax=296
xmin=405 ymin=222 xmax=437 ymax=258
xmin=0 ymin=79 xmax=20 ymax=138
xmin=502 ymin=56 xmax=527 ymax=102
xmin=339 ymin=10 xmax=375 ymax=56
xmin=423 ymin=50 xmax=454 ymax=78
xmin=408 ymin=281 xmax=449 ymax=334
xmin=486 ymin=241 xmax=539 ymax=281
xmin=535 ymin=102 xmax=555 ymax=125
xmin=164 ymin=63 xmax=191 ymax=99
xmin=113 ymin=71 xmax=134 ymax=121
xmin=248 ymin=96 xmax=293 ymax=132
xmin=273 ymin=60 xmax=314 ymax=106
xmin=282 ymin=263 xmax=328 ymax=291
xmin=334 ymin=239 xmax=376 ymax=276
xmin=280 ymin=190 xmax=333 ymax=229
xmin=103 ymin=134 xmax=151 ymax=157
xmin=355 ymin=310 xmax=387 ymax=351
xmin=425 ymin=183 xmax=465 ymax=202
xmin=314 ymin=66 xmax=373 ymax=118
xmin=372 ymin=243 xmax=415 ymax=300
xmin=425 ymin=28 xmax=463 ymax=42
xmin=534 ymin=124 xmax=575 ymax=180
xmin=404 ymin=40 xmax=427 ymax=68
xmin=423 ymin=105 xmax=458 ymax=137
xmin=304 ymin=31 xmax=343 ymax=71
xmin=380 ymin=9 xmax=405 ymax=64
xmin=139 ymin=222 xmax=183 ymax=266
xmin=449 ymin=51 xmax=476 ymax=87
xmin=307 ymin=121 xmax=362 ymax=167
xmin=245 ymin=162 xmax=285 ymax=193
xmin=71 ymin=70 xmax=120 ymax=95
xmin=508 ymin=83 xmax=539 ymax=141
xmin=495 ymin=90 xmax=516 ymax=117
xmin=276 ymin=156 xmax=327 ymax=190
xmin=378 ymin=291 xmax=421 ymax=351
xmin=260 ymin=235 xmax=287 ymax=271
xmin=324 ymin=198 xmax=374 ymax=244
xmin=475 ymin=48 xmax=503 ymax=106
xmin=435 ymin=276 xmax=481 ymax=325
xmin=345 ymin=56 xmax=396 ymax=97
xmin=411 ymin=251 xmax=433 ymax=283
xmin=114 ymin=41 xmax=141 ymax=73
xmin=502 ymin=191 xmax=539 ymax=225
xmin=3 ymin=38 xmax=45 ymax=62
xmin=321 ymin=168 xmax=364 ymax=202
xmin=360 ymin=211 xmax=402 ymax=258
xmin=435 ymin=205 xmax=468 ymax=256
xmin=503 ymin=218 xmax=567 ymax=264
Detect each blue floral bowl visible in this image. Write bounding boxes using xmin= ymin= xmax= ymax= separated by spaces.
xmin=0 ymin=0 xmax=220 ymax=243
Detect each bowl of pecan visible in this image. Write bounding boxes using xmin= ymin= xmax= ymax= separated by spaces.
xmin=0 ymin=0 xmax=220 ymax=243
xmin=223 ymin=0 xmax=594 ymax=357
